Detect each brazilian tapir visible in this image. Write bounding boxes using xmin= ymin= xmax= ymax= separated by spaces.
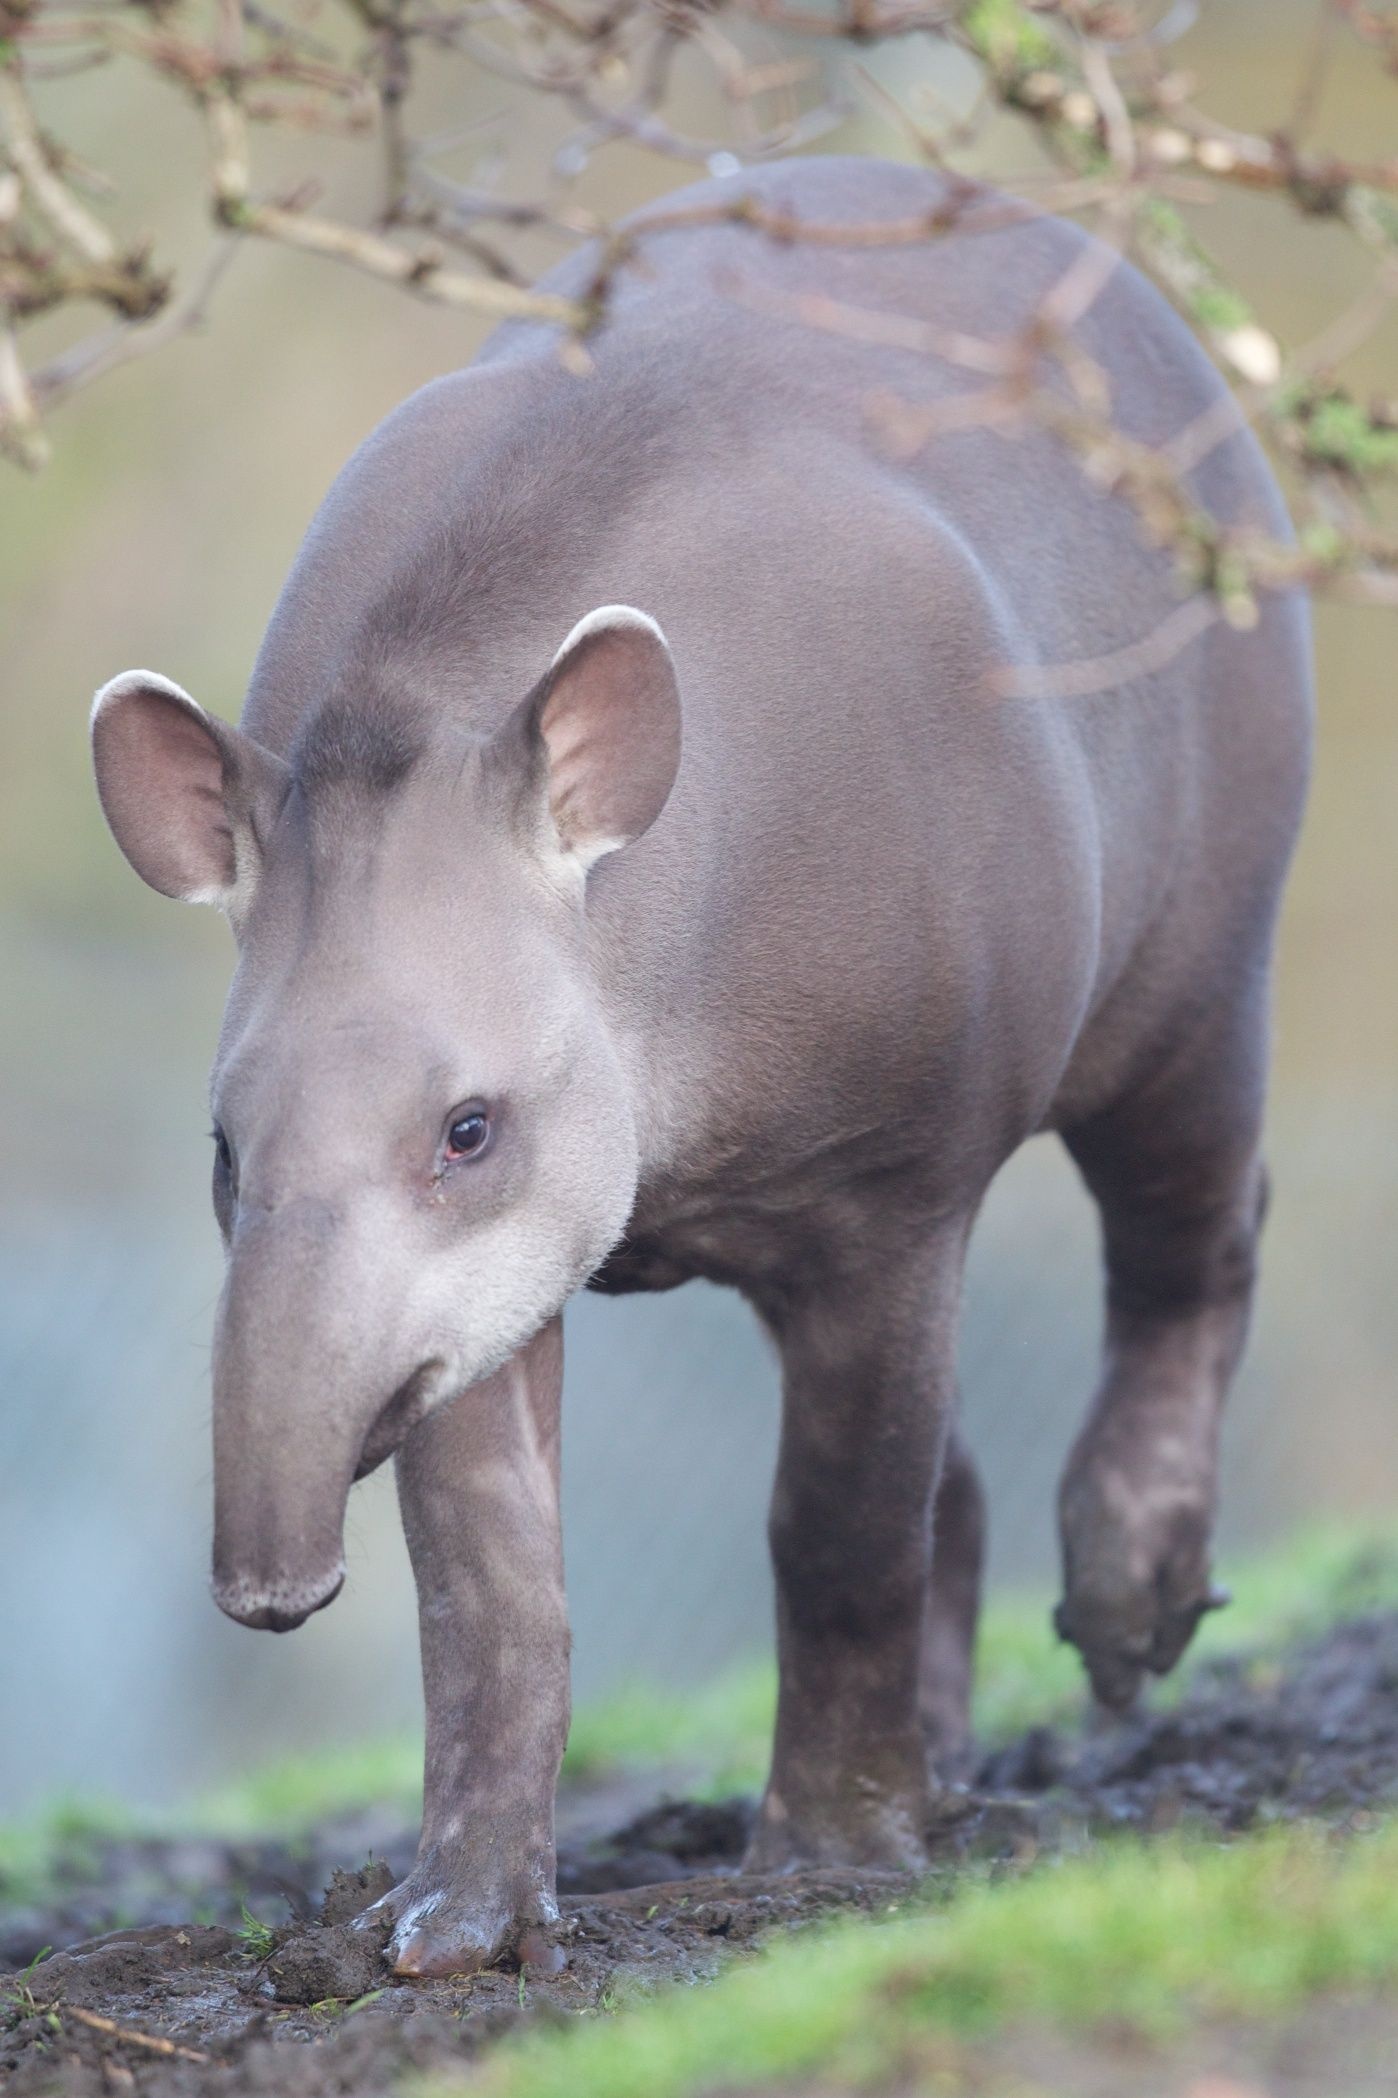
xmin=90 ymin=155 xmax=1312 ymax=1975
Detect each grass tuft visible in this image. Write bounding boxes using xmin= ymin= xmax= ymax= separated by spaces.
xmin=236 ymin=1902 xmax=277 ymax=1961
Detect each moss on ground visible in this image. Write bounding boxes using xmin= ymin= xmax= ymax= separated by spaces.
xmin=467 ymin=1819 xmax=1398 ymax=2098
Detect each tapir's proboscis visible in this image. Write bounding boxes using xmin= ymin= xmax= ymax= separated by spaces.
xmin=91 ymin=158 xmax=1312 ymax=1977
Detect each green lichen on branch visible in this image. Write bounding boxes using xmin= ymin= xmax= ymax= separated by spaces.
xmin=958 ymin=0 xmax=1059 ymax=85
xmin=1136 ymin=199 xmax=1255 ymax=338
xmin=1279 ymin=382 xmax=1398 ymax=478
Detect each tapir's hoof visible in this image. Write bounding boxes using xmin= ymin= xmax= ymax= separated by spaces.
xmin=744 ymin=1784 xmax=934 ymax=1875
xmin=356 ymin=1876 xmax=563 ymax=1980
xmin=1054 ymin=1583 xmax=1230 ymax=1712
xmin=1057 ymin=1465 xmax=1230 ymax=1711
xmin=389 ymin=1920 xmax=565 ymax=1980
xmin=389 ymin=1927 xmax=491 ymax=1979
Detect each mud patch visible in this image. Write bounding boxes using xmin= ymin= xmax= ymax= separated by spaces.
xmin=3 ymin=1612 xmax=1396 ymax=2098
xmin=1 ymin=1866 xmax=902 ymax=2098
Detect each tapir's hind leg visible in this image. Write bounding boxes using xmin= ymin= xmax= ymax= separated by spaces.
xmin=1055 ymin=996 xmax=1270 ymax=1712
xmin=745 ymin=1209 xmax=971 ymax=1873
xmin=919 ymin=1428 xmax=986 ymax=1766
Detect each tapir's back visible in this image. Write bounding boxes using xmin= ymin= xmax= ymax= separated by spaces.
xmin=243 ymin=156 xmax=1312 ymax=1165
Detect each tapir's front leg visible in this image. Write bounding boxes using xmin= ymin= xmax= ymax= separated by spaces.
xmin=364 ymin=1316 xmax=569 ymax=1977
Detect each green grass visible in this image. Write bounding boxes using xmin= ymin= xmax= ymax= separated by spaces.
xmin=561 ymin=1656 xmax=776 ymax=1792
xmin=0 ymin=1798 xmax=137 ymax=1911
xmin=236 ymin=1901 xmax=278 ymax=1961
xmin=196 ymin=1736 xmax=424 ymax=1838
xmin=468 ymin=1820 xmax=1398 ymax=2098
xmin=3 ymin=1525 xmax=1394 ymax=1907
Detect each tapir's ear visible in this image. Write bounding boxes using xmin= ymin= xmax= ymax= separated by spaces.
xmin=91 ymin=671 xmax=291 ymax=914
xmin=501 ymin=606 xmax=681 ymax=874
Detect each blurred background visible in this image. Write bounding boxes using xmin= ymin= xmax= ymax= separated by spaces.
xmin=1 ymin=0 xmax=1394 ymax=1822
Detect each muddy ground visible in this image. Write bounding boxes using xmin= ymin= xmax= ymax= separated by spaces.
xmin=3 ymin=1610 xmax=1396 ymax=2098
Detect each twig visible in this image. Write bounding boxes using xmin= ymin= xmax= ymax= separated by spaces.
xmin=227 ymin=195 xmax=590 ymax=324
xmin=60 ymin=2005 xmax=211 ymax=2064
xmin=2 ymin=0 xmax=1397 ymax=630
xmin=991 ymin=594 xmax=1222 ymax=700
xmin=30 ymin=237 xmax=241 ymax=411
xmin=0 ymin=321 xmax=49 ymax=469
xmin=205 ymin=86 xmax=587 ymax=326
xmin=0 ymin=59 xmax=116 ymax=262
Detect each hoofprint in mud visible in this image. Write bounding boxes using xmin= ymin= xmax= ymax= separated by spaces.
xmin=5 ymin=1611 xmax=1395 ymax=2098
xmin=87 ymin=153 xmax=1312 ymax=1976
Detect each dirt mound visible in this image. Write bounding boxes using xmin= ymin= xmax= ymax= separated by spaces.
xmin=3 ymin=1612 xmax=1395 ymax=2098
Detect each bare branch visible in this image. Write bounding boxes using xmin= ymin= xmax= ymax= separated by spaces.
xmin=29 ymin=236 xmax=240 ymax=411
xmin=992 ymin=595 xmax=1222 ymax=702
xmin=0 ymin=59 xmax=115 ymax=264
xmin=0 ymin=320 xmax=49 ymax=468
xmin=1 ymin=0 xmax=1396 ymax=652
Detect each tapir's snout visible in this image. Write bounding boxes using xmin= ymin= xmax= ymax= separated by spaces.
xmin=209 ymin=1199 xmax=435 ymax=1636
xmin=212 ymin=1562 xmax=347 ymax=1633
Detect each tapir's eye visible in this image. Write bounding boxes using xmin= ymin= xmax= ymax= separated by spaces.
xmin=212 ymin=1125 xmax=232 ymax=1174
xmin=444 ymin=1108 xmax=491 ymax=1163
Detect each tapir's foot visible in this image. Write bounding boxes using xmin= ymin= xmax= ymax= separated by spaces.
xmin=1056 ymin=1473 xmax=1228 ymax=1712
xmin=743 ymin=1766 xmax=939 ymax=1875
xmin=356 ymin=1858 xmax=561 ymax=1979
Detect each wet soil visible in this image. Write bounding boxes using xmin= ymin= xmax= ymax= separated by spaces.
xmin=3 ymin=1611 xmax=1395 ymax=2098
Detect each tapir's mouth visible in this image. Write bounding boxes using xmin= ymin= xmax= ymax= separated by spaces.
xmin=354 ymin=1358 xmax=449 ymax=1480
xmin=212 ymin=1562 xmax=345 ymax=1633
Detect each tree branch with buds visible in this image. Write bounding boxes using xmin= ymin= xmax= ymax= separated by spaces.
xmin=1 ymin=0 xmax=1395 ymax=675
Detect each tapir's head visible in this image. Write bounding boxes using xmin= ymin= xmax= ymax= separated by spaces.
xmin=91 ymin=607 xmax=680 ymax=1631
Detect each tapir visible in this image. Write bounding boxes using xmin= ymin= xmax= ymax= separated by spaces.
xmin=90 ymin=155 xmax=1312 ymax=1975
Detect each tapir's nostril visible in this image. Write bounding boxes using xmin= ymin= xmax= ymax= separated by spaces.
xmin=212 ymin=1562 xmax=345 ymax=1632
xmin=355 ymin=1359 xmax=448 ymax=1479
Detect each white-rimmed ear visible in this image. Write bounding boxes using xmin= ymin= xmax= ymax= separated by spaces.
xmin=498 ymin=606 xmax=681 ymax=876
xmin=91 ymin=671 xmax=291 ymax=915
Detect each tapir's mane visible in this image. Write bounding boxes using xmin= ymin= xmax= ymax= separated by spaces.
xmin=288 ymin=545 xmax=468 ymax=795
xmin=285 ymin=497 xmax=543 ymax=802
xmin=291 ymin=697 xmax=423 ymax=796
xmin=285 ymin=372 xmax=689 ymax=799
